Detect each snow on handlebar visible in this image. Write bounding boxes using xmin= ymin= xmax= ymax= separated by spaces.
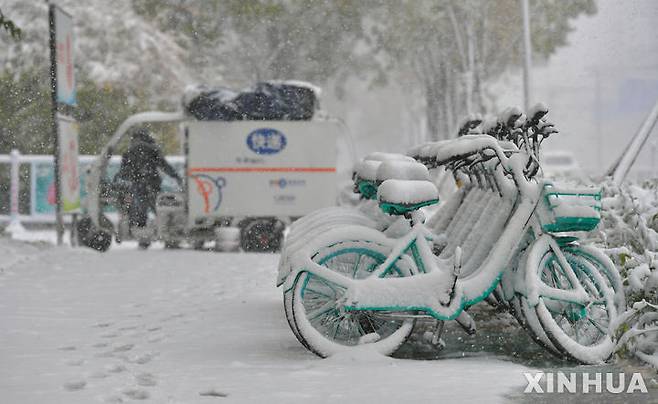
xmin=410 ymin=135 xmax=516 ymax=171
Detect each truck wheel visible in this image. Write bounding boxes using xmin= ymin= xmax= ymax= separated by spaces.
xmin=89 ymin=230 xmax=112 ymax=252
xmin=240 ymin=218 xmax=284 ymax=253
xmin=164 ymin=240 xmax=180 ymax=249
xmin=77 ymin=215 xmax=112 ymax=252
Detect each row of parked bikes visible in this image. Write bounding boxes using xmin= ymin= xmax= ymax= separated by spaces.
xmin=276 ymin=104 xmax=625 ymax=364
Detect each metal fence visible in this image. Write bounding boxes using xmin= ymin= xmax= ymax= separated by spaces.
xmin=0 ymin=150 xmax=184 ymax=225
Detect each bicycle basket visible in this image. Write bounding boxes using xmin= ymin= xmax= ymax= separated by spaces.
xmin=539 ymin=183 xmax=601 ymax=233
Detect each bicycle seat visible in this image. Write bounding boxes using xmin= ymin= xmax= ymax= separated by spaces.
xmin=353 ymin=160 xmax=381 ymax=199
xmin=377 ymin=179 xmax=439 ymax=215
xmin=364 ymin=152 xmax=416 ymax=163
xmin=375 ymin=160 xmax=430 ymax=184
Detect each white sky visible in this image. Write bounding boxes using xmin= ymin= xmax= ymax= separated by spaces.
xmin=503 ymin=0 xmax=658 ymax=175
xmin=331 ymin=0 xmax=658 ymax=178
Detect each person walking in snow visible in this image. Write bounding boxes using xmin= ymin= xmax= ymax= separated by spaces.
xmin=114 ymin=127 xmax=182 ymax=232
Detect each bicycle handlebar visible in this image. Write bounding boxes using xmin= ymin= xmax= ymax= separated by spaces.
xmin=409 ymin=103 xmax=558 ymax=185
xmin=413 ymin=135 xmax=517 ymax=176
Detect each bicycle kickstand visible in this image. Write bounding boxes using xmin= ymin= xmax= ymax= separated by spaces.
xmin=430 ymin=320 xmax=446 ymax=348
xmin=447 ymin=246 xmax=462 ymax=302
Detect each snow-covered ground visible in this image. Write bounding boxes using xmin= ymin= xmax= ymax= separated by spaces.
xmin=2 ymin=232 xmax=657 ymax=403
xmin=0 ymin=234 xmax=534 ymax=403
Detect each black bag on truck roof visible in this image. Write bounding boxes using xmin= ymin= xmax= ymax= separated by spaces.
xmin=184 ymin=87 xmax=241 ymax=121
xmin=183 ymin=81 xmax=318 ymax=121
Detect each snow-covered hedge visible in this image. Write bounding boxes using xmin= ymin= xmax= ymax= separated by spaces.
xmin=593 ymin=180 xmax=658 ymax=305
xmin=590 ymin=179 xmax=658 ymax=366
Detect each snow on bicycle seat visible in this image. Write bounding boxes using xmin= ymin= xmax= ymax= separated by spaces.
xmin=375 ymin=160 xmax=430 ymax=183
xmin=354 ymin=159 xmax=381 ymax=181
xmin=377 ymin=179 xmax=439 ymax=215
xmin=353 ymin=160 xmax=381 ymax=199
xmin=355 ymin=153 xmax=415 ymax=182
xmin=364 ymin=151 xmax=416 ymax=163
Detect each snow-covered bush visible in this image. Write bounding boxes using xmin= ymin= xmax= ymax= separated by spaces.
xmin=590 ymin=179 xmax=658 ymax=365
xmin=593 ymin=179 xmax=658 ymax=305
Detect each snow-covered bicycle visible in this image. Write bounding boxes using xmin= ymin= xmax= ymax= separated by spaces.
xmin=277 ymin=105 xmax=624 ymax=364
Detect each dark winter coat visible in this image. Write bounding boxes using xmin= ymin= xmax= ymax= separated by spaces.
xmin=116 ymin=139 xmax=180 ymax=194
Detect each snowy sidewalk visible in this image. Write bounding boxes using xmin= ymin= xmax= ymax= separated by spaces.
xmin=0 ymin=239 xmax=529 ymax=403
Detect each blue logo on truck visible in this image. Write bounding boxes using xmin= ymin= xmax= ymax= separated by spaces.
xmin=246 ymin=128 xmax=287 ymax=155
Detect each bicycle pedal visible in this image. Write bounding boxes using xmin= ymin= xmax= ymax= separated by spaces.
xmin=425 ymin=320 xmax=445 ymax=346
xmin=422 ymin=331 xmax=446 ymax=349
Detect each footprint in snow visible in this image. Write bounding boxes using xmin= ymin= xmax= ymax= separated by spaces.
xmin=199 ymin=389 xmax=229 ymax=398
xmin=161 ymin=313 xmax=185 ymax=322
xmin=105 ymin=363 xmax=127 ymax=373
xmin=122 ymin=387 xmax=150 ymax=400
xmin=147 ymin=334 xmax=165 ymax=344
xmin=65 ymin=358 xmax=85 ymax=366
xmin=135 ymin=372 xmax=157 ymax=387
xmin=103 ymin=395 xmax=124 ymax=403
xmin=112 ymin=343 xmax=135 ymax=353
xmin=89 ymin=371 xmax=109 ymax=379
xmin=95 ymin=351 xmax=117 ymax=359
xmin=63 ymin=380 xmax=86 ymax=391
xmin=128 ymin=352 xmax=157 ymax=365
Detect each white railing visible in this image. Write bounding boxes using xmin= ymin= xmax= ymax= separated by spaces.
xmin=0 ymin=150 xmax=184 ymax=225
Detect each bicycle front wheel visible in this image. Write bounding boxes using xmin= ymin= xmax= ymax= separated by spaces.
xmin=524 ymin=239 xmax=617 ymax=364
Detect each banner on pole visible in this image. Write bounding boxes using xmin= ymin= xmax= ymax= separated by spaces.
xmin=54 ymin=6 xmax=76 ymax=106
xmin=57 ymin=114 xmax=80 ymax=213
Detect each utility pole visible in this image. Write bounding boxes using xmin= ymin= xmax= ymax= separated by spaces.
xmin=521 ymin=0 xmax=532 ymax=111
xmin=48 ymin=3 xmax=78 ymax=246
xmin=48 ymin=4 xmax=63 ymax=245
xmin=594 ymin=67 xmax=602 ymax=169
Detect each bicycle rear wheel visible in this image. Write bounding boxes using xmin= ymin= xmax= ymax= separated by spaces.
xmin=290 ymin=241 xmax=415 ymax=357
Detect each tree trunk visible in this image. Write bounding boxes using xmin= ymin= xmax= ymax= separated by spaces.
xmin=444 ymin=63 xmax=455 ymax=137
xmin=424 ymin=76 xmax=441 ymax=141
